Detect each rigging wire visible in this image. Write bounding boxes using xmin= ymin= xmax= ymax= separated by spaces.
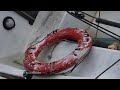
xmin=95 ymin=59 xmax=120 ymax=79
xmin=79 ymin=11 xmax=97 ymax=19
xmin=68 ymin=11 xmax=120 ymax=79
xmin=93 ymin=11 xmax=100 ymax=45
xmin=67 ymin=11 xmax=120 ymax=40
xmin=73 ymin=14 xmax=120 ymax=42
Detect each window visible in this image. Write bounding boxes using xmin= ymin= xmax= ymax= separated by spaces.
xmin=15 ymin=11 xmax=39 ymax=25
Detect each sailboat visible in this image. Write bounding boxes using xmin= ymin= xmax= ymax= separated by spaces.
xmin=0 ymin=11 xmax=120 ymax=79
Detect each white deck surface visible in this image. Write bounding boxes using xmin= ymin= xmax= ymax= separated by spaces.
xmin=0 ymin=46 xmax=120 ymax=79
